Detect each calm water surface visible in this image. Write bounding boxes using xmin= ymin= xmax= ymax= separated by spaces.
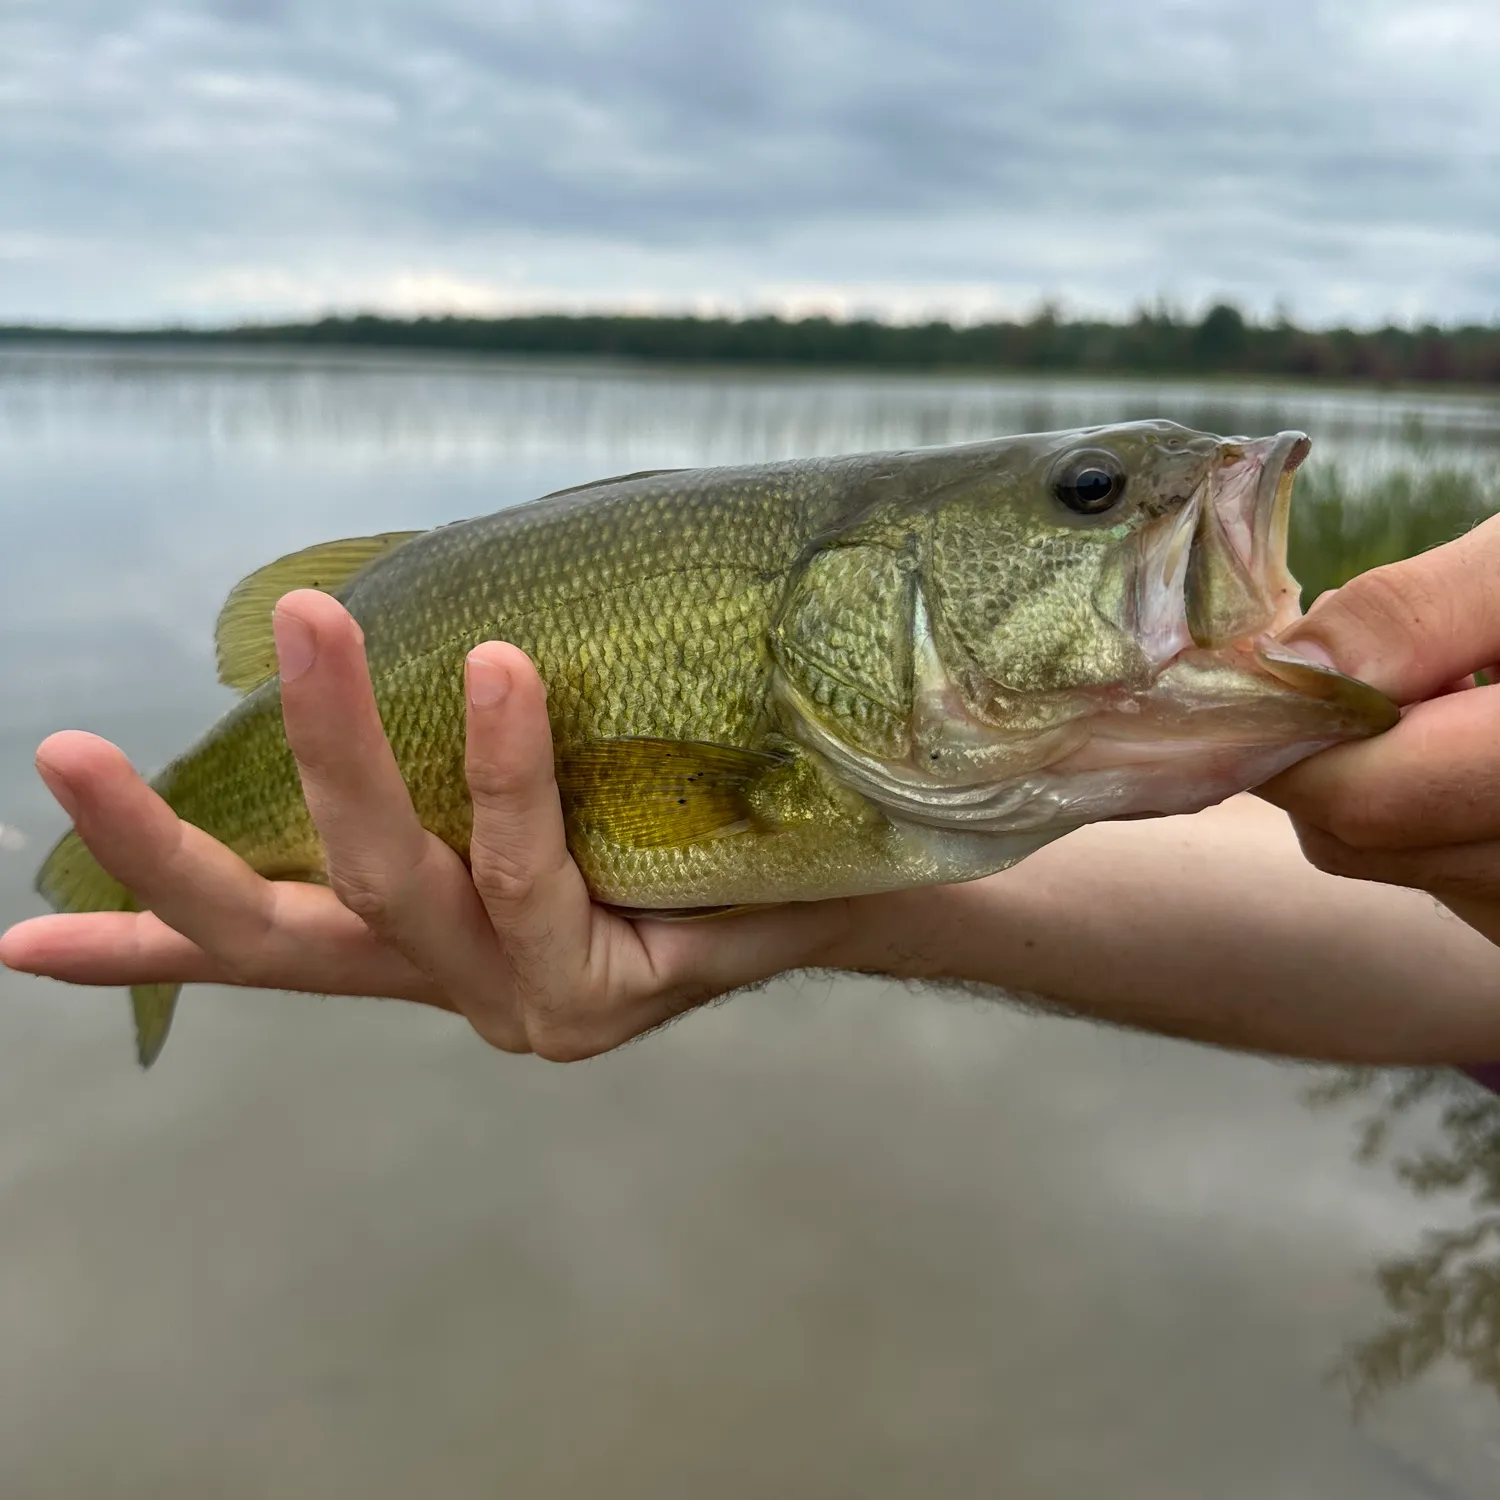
xmin=2 ymin=345 xmax=1499 ymax=1498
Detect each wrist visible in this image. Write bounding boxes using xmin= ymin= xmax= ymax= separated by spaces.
xmin=811 ymin=883 xmax=973 ymax=981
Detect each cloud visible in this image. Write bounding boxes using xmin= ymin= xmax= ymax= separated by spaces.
xmin=2 ymin=0 xmax=1498 ymax=325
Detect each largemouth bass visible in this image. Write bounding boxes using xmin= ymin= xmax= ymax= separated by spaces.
xmin=37 ymin=421 xmax=1398 ymax=1065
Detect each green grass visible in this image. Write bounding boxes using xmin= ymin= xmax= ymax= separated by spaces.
xmin=1288 ymin=463 xmax=1500 ymax=605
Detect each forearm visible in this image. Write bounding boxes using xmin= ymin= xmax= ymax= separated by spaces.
xmin=833 ymin=796 xmax=1500 ymax=1065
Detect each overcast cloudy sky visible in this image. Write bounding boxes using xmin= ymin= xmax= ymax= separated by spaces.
xmin=3 ymin=0 xmax=1498 ymax=328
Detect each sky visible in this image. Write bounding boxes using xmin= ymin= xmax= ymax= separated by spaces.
xmin=2 ymin=0 xmax=1499 ymax=329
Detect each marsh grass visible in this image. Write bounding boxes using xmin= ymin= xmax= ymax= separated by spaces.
xmin=1288 ymin=463 xmax=1500 ymax=605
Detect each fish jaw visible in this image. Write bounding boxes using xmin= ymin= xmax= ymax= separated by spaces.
xmin=785 ymin=428 xmax=1399 ymax=838
xmin=947 ymin=432 xmax=1397 ymax=829
xmin=989 ymin=642 xmax=1397 ymax=829
xmin=974 ymin=433 xmax=1396 ymax=827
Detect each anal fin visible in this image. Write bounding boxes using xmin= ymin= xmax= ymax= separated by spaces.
xmin=132 ymin=983 xmax=181 ymax=1069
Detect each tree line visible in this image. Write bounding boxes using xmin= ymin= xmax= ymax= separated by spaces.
xmin=6 ymin=303 xmax=1500 ymax=385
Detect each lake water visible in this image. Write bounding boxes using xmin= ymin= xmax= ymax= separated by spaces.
xmin=2 ymin=344 xmax=1500 ymax=1498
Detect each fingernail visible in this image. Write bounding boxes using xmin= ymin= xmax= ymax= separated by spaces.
xmin=467 ymin=651 xmax=511 ymax=708
xmin=35 ymin=756 xmax=79 ymax=819
xmin=1275 ymin=634 xmax=1340 ymax=672
xmin=273 ymin=608 xmax=317 ymax=683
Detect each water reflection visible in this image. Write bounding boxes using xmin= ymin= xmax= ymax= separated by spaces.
xmin=1309 ymin=1070 xmax=1500 ymax=1413
xmin=4 ymin=347 xmax=1500 ymax=1496
xmin=5 ymin=341 xmax=1500 ymax=480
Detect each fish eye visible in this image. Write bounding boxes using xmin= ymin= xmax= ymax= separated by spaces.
xmin=1052 ymin=450 xmax=1126 ymax=516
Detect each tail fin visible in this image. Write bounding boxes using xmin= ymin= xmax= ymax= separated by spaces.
xmin=36 ymin=829 xmax=181 ymax=1068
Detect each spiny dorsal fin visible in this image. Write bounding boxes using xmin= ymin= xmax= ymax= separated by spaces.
xmin=556 ymin=738 xmax=788 ymax=850
xmin=215 ymin=531 xmax=423 ymax=692
xmin=539 ymin=469 xmax=685 ymax=502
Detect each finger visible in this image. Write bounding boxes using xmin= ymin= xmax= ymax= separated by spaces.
xmin=274 ymin=591 xmax=525 ymax=1041
xmin=22 ymin=730 xmax=451 ymax=1001
xmin=1 ymin=911 xmax=215 ymax=984
xmin=274 ymin=590 xmax=434 ymax=894
xmin=492 ymin=895 xmax=855 ymax=1064
xmin=32 ymin=730 xmax=280 ymax=963
xmin=1260 ymin=687 xmax=1500 ymax=848
xmin=1291 ymin=818 xmax=1500 ymax=930
xmin=0 ymin=894 xmax=452 ymax=1006
xmin=463 ymin=644 xmax=594 ymax=1033
xmin=1278 ymin=513 xmax=1500 ymax=703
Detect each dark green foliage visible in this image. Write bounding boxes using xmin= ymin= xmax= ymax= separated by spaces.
xmin=6 ymin=305 xmax=1500 ymax=385
xmin=1191 ymin=303 xmax=1249 ymax=368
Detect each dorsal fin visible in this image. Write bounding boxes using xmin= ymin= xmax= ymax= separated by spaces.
xmin=538 ymin=468 xmax=685 ymax=501
xmin=215 ymin=531 xmax=423 ymax=692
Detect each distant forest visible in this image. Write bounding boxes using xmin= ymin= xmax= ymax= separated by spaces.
xmin=6 ymin=304 xmax=1500 ymax=386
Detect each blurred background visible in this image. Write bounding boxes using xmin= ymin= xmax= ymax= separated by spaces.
xmin=4 ymin=4 xmax=1500 ymax=1497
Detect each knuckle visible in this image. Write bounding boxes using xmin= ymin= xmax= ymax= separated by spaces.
xmin=1331 ymin=559 xmax=1467 ymax=688
xmin=525 ymin=1017 xmax=605 ymax=1064
xmin=1344 ymin=559 xmax=1443 ymax=634
xmin=215 ymin=942 xmax=268 ymax=988
xmin=213 ymin=903 xmax=280 ymax=987
xmin=466 ymin=751 xmax=547 ymax=808
xmin=468 ymin=1011 xmax=532 ymax=1056
xmin=1320 ymin=791 xmax=1399 ymax=851
xmin=468 ymin=835 xmax=539 ymax=909
xmin=1291 ymin=820 xmax=1365 ymax=877
xmin=327 ymin=862 xmax=404 ymax=931
xmin=520 ymin=983 xmax=610 ymax=1063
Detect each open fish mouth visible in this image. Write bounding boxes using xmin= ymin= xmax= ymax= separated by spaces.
xmin=1187 ymin=429 xmax=1309 ymax=647
xmin=874 ymin=431 xmax=1400 ymax=835
xmin=1134 ymin=430 xmax=1399 ymax=739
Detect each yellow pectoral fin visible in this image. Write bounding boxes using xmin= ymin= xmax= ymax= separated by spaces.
xmin=215 ymin=530 xmax=424 ymax=692
xmin=557 ymin=738 xmax=789 ymax=850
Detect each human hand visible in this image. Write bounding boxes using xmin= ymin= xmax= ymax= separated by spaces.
xmin=0 ymin=590 xmax=855 ymax=1060
xmin=1259 ymin=513 xmax=1500 ymax=945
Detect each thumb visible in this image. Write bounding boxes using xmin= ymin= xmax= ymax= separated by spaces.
xmin=1280 ymin=513 xmax=1500 ymax=704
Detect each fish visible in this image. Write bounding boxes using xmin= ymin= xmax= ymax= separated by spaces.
xmin=35 ymin=420 xmax=1399 ymax=1066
